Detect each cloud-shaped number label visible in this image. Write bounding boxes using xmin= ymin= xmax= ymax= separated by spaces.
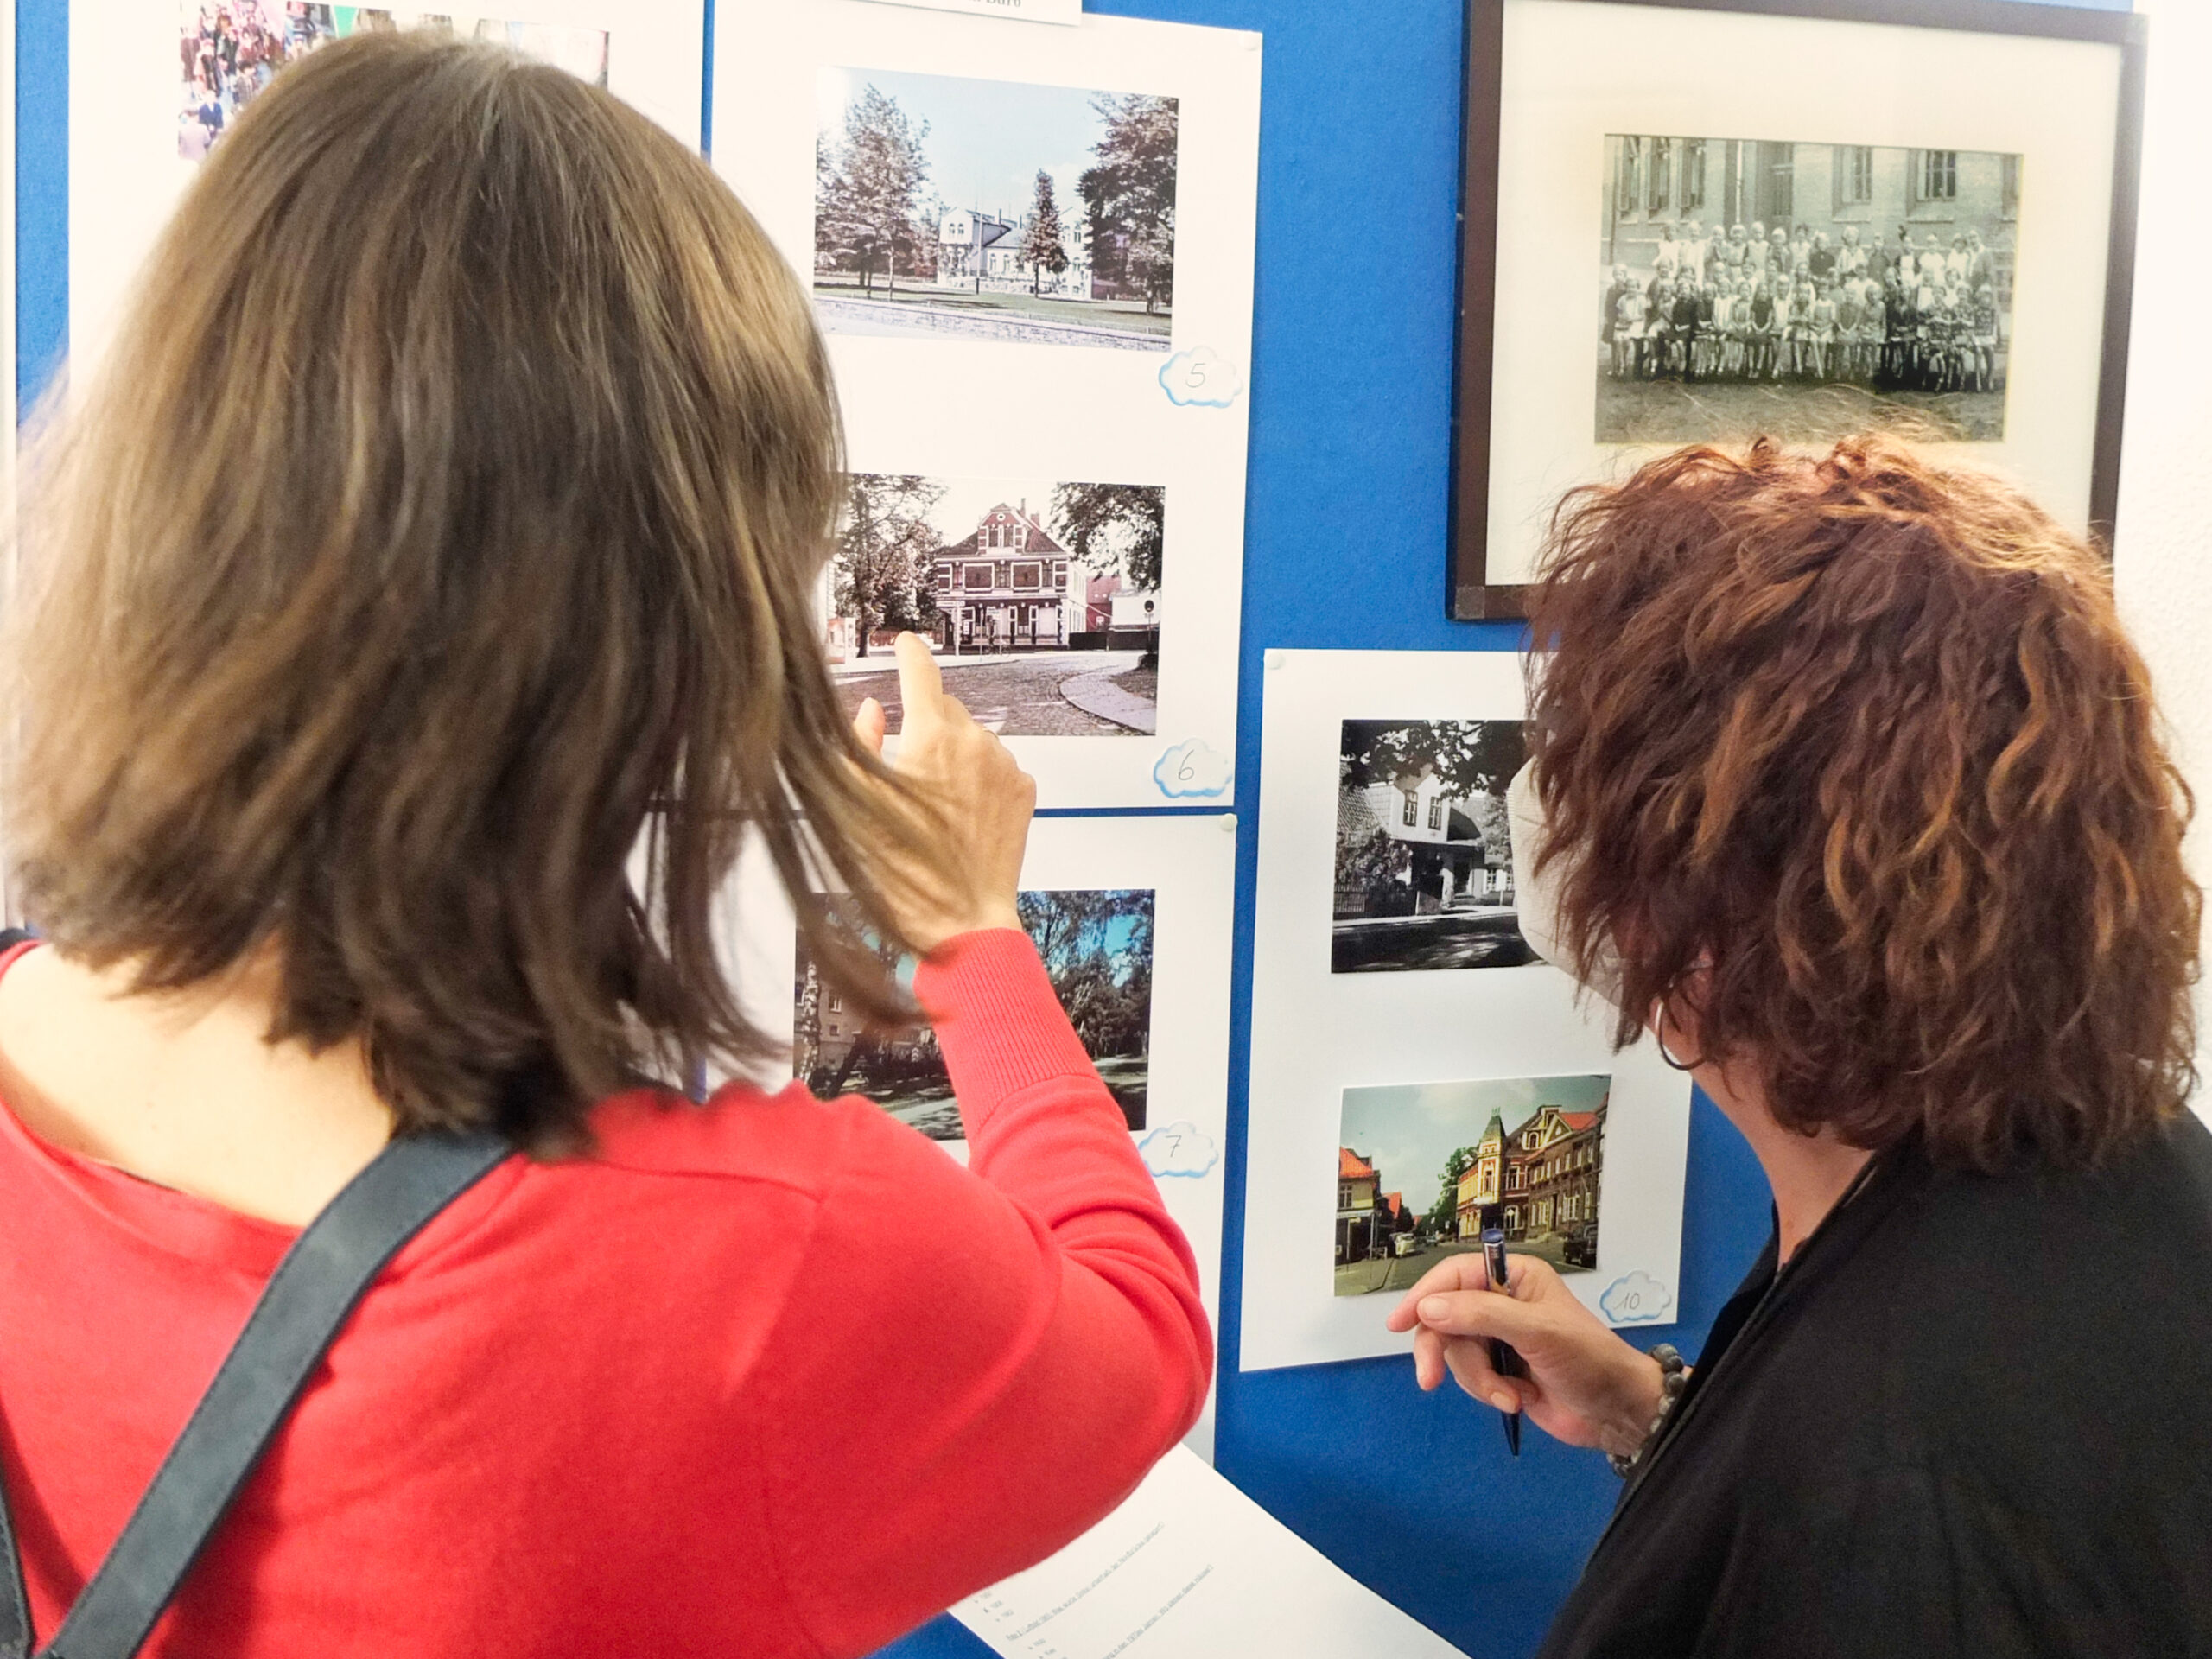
xmin=1160 ymin=346 xmax=1245 ymax=409
xmin=1139 ymin=1122 xmax=1220 ymax=1179
xmin=1599 ymin=1270 xmax=1674 ymax=1325
xmin=1154 ymin=740 xmax=1231 ymax=800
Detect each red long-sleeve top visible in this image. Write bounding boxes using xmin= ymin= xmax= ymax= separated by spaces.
xmin=0 ymin=930 xmax=1212 ymax=1655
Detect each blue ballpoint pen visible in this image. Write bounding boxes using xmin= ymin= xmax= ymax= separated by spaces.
xmin=1478 ymin=1205 xmax=1522 ymax=1457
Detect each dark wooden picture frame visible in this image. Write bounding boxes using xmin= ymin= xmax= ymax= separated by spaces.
xmin=1447 ymin=0 xmax=2148 ymax=621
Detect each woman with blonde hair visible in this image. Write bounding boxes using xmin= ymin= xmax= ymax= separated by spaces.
xmin=1395 ymin=436 xmax=2211 ymax=1656
xmin=0 ymin=32 xmax=1207 ymax=1656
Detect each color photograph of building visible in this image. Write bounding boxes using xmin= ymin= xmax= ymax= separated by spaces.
xmin=1335 ymin=1073 xmax=1610 ymax=1298
xmin=823 ymin=474 xmax=1164 ymax=737
xmin=814 ymin=67 xmax=1178 ymax=350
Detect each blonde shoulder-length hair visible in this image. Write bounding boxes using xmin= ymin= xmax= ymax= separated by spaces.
xmin=7 ymin=32 xmax=929 ymax=1146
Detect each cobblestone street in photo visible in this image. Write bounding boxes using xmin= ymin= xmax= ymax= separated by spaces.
xmin=833 ymin=650 xmax=1156 ymax=737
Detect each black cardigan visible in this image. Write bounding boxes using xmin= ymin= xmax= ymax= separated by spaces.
xmin=1537 ymin=1113 xmax=2212 ymax=1658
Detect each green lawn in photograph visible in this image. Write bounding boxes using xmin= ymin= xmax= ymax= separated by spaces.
xmin=815 ymin=273 xmax=1173 ymax=339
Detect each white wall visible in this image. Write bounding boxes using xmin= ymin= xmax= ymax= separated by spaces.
xmin=2113 ymin=0 xmax=2212 ymax=1114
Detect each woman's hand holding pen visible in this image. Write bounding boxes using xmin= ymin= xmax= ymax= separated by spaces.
xmin=1385 ymin=1254 xmax=1669 ymax=1460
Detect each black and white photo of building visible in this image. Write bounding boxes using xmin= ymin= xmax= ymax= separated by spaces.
xmin=1332 ymin=719 xmax=1530 ymax=974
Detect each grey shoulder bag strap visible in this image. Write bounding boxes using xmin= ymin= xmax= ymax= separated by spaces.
xmin=0 ymin=1129 xmax=511 ymax=1659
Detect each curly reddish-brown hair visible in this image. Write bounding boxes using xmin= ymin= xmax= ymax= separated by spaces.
xmin=1525 ymin=435 xmax=2199 ymax=1172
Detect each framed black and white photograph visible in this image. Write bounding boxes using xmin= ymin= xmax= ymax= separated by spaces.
xmin=1451 ymin=0 xmax=2145 ymax=619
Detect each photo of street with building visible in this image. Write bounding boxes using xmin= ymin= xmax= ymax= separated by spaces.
xmin=794 ymin=889 xmax=1154 ymax=1141
xmin=1597 ymin=135 xmax=2019 ymax=443
xmin=813 ymin=66 xmax=1178 ymax=350
xmin=1335 ymin=1073 xmax=1609 ymax=1297
xmin=1332 ymin=719 xmax=1528 ymax=973
xmin=823 ymin=473 xmax=1163 ymax=736
xmin=180 ymin=2 xmax=607 ymax=159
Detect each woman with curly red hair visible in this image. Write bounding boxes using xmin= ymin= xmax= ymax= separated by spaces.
xmin=1390 ymin=436 xmax=2211 ymax=1656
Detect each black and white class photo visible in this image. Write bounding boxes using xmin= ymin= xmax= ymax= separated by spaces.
xmin=1597 ymin=136 xmax=2019 ymax=444
xmin=1332 ymin=719 xmax=1529 ymax=975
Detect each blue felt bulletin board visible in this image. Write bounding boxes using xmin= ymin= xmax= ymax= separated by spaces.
xmin=10 ymin=1 xmax=2125 ymax=1656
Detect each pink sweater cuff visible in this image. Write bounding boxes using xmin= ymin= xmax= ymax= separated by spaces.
xmin=912 ymin=929 xmax=1097 ymax=1122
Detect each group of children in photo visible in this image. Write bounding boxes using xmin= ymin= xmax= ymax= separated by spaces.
xmin=181 ymin=0 xmax=316 ymax=157
xmin=1601 ymin=220 xmax=2006 ymax=394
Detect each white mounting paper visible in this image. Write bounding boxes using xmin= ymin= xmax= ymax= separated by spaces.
xmin=953 ymin=1445 xmax=1471 ymax=1659
xmin=1239 ymin=650 xmax=1691 ymax=1373
xmin=714 ymin=811 xmax=1237 ymax=1455
xmin=71 ymin=0 xmax=705 ymax=378
xmin=861 ymin=0 xmax=1078 ymax=27
xmin=712 ymin=3 xmax=1260 ymax=807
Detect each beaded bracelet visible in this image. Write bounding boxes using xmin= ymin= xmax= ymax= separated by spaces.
xmin=1607 ymin=1344 xmax=1688 ymax=1478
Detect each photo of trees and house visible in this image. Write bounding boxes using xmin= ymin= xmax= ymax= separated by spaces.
xmin=1332 ymin=720 xmax=1530 ymax=973
xmin=814 ymin=66 xmax=1179 ymax=351
xmin=1336 ymin=1073 xmax=1610 ymax=1297
xmin=822 ymin=473 xmax=1164 ymax=736
xmin=794 ymin=890 xmax=1155 ymax=1141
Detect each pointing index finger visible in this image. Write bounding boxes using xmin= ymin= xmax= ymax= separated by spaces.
xmin=893 ymin=632 xmax=945 ymax=737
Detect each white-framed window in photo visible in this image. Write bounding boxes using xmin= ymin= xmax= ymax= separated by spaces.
xmin=1837 ymin=143 xmax=1875 ymax=210
xmin=1451 ymin=0 xmax=2146 ymax=618
xmin=1917 ymin=148 xmax=1961 ymax=204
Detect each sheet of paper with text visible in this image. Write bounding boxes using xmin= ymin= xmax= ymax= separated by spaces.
xmin=952 ymin=1447 xmax=1471 ymax=1659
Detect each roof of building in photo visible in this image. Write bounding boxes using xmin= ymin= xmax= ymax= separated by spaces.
xmin=937 ymin=502 xmax=1070 ymax=560
xmin=1339 ymin=1147 xmax=1376 ymax=1180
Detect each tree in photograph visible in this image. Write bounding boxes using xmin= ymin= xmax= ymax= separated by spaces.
xmin=1078 ymin=93 xmax=1178 ymax=313
xmin=816 ymin=86 xmax=932 ymax=296
xmin=1048 ymin=482 xmax=1164 ymax=594
xmin=1339 ymin=721 xmax=1525 ymax=804
xmin=1018 ymin=889 xmax=1154 ymax=1059
xmin=1020 ymin=170 xmax=1070 ymax=296
xmin=836 ymin=474 xmax=945 ymax=658
xmin=1338 ymin=825 xmax=1414 ymax=916
xmin=1427 ymin=1146 xmax=1478 ymax=1236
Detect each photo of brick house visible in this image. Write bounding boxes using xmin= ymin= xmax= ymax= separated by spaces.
xmin=1337 ymin=1073 xmax=1611 ymax=1297
xmin=1453 ymin=1094 xmax=1607 ymax=1271
xmin=823 ymin=474 xmax=1164 ymax=737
